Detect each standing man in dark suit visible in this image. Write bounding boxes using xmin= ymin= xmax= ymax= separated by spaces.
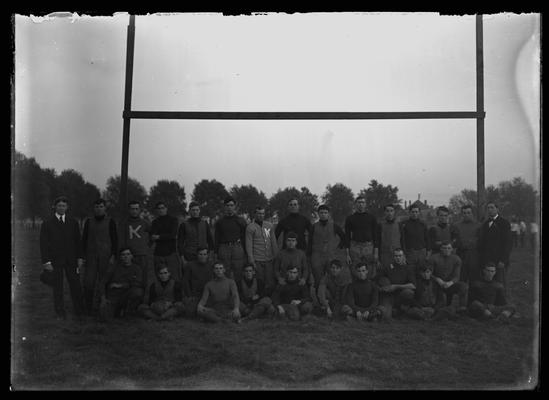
xmin=39 ymin=196 xmax=85 ymax=320
xmin=478 ymin=202 xmax=512 ymax=293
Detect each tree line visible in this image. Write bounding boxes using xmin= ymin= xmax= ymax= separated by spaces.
xmin=12 ymin=151 xmax=538 ymax=227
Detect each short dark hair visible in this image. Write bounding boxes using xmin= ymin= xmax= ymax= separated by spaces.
xmin=436 ymin=206 xmax=450 ymax=215
xmin=196 ymin=246 xmax=209 ymax=253
xmin=255 ymin=206 xmax=265 ymax=212
xmin=189 ymin=201 xmax=200 ymax=209
xmin=355 ymin=196 xmax=366 ymax=202
xmin=440 ymin=240 xmax=452 ymax=247
xmin=244 ymin=263 xmax=256 ymax=271
xmin=393 ymin=247 xmax=404 ymax=254
xmin=155 ymin=201 xmax=166 ymax=209
xmin=483 ymin=261 xmax=497 ymax=269
xmin=224 ymin=197 xmax=236 ymax=205
xmin=418 ymin=261 xmax=433 ymax=272
xmin=155 ymin=265 xmax=170 ymax=275
xmin=94 ymin=198 xmax=107 ymax=206
xmin=286 ymin=231 xmax=298 ymax=239
xmin=355 ymin=261 xmax=368 ymax=270
xmin=128 ymin=200 xmax=140 ymax=207
xmin=213 ymin=260 xmax=225 ymax=268
xmin=461 ymin=204 xmax=473 ymax=212
xmin=286 ymin=265 xmax=299 ymax=272
xmin=53 ymin=196 xmax=68 ymax=206
xmin=287 ymin=198 xmax=299 ymax=205
xmin=409 ymin=204 xmax=420 ymax=212
xmin=486 ymin=201 xmax=499 ymax=209
xmin=330 ymin=259 xmax=342 ymax=268
xmin=317 ymin=204 xmax=330 ymax=212
xmin=384 ymin=203 xmax=395 ymax=211
xmin=119 ymin=247 xmax=132 ymax=254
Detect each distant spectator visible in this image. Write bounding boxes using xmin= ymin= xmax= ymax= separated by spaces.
xmin=519 ymin=220 xmax=527 ymax=248
xmin=529 ymin=221 xmax=539 ymax=249
xmin=510 ymin=219 xmax=520 ymax=249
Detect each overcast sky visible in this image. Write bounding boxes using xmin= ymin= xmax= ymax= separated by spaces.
xmin=14 ymin=12 xmax=540 ymax=207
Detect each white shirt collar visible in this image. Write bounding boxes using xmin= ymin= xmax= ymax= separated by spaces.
xmin=55 ymin=213 xmax=65 ymax=222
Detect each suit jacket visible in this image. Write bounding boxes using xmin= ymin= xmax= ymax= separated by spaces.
xmin=39 ymin=215 xmax=82 ymax=266
xmin=478 ymin=215 xmax=512 ymax=266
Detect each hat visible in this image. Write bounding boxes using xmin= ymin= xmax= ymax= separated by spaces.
xmin=40 ymin=269 xmax=55 ymax=287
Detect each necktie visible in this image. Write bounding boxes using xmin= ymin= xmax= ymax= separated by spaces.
xmin=59 ymin=216 xmax=64 ymax=224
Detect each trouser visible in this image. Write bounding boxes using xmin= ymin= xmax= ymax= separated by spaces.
xmin=254 ymin=260 xmax=275 ymax=294
xmin=441 ymin=281 xmax=468 ymax=308
xmin=494 ymin=266 xmax=508 ymax=295
xmin=406 ymin=306 xmax=436 ymax=320
xmin=379 ymin=288 xmax=415 ymax=319
xmin=404 ymin=248 xmax=427 ymax=274
xmin=379 ymin=252 xmax=392 ymax=269
xmin=457 ymin=249 xmax=479 ymax=283
xmin=511 ymin=233 xmax=519 ymax=248
xmin=349 ymin=241 xmax=374 ymax=279
xmin=217 ymin=243 xmax=245 ymax=281
xmin=241 ymin=297 xmax=275 ymax=319
xmin=319 ymin=300 xmax=347 ymax=319
xmin=468 ymin=301 xmax=516 ymax=319
xmin=100 ymin=287 xmax=144 ymax=321
xmin=133 ymin=254 xmax=154 ymax=301
xmin=154 ymin=253 xmax=182 ymax=282
xmin=52 ymin=262 xmax=84 ymax=317
xmin=83 ymin=253 xmax=112 ymax=315
xmin=198 ymin=303 xmax=239 ymax=323
xmin=138 ymin=300 xmax=185 ymax=320
xmin=278 ymin=302 xmax=314 ymax=321
xmin=181 ymin=297 xmax=200 ymax=318
xmin=310 ymin=253 xmax=331 ymax=288
xmin=342 ymin=305 xmax=385 ymax=321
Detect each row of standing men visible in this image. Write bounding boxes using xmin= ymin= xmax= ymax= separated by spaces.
xmin=39 ymin=195 xmax=514 ymax=321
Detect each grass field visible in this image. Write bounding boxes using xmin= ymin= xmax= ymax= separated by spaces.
xmin=11 ymin=228 xmax=539 ymax=390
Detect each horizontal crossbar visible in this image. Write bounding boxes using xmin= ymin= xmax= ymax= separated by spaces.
xmin=125 ymin=111 xmax=485 ymax=120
